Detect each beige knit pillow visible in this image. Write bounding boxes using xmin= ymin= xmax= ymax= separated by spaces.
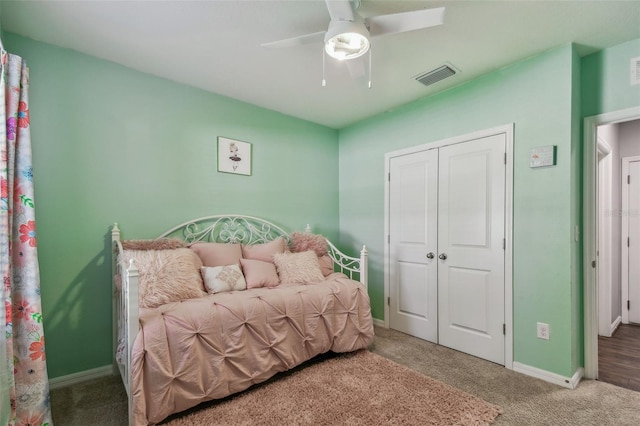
xmin=121 ymin=248 xmax=206 ymax=308
xmin=273 ymin=250 xmax=325 ymax=284
xmin=201 ymin=264 xmax=247 ymax=294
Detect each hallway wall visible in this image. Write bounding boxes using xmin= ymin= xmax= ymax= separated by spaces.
xmin=619 ymin=120 xmax=640 ymax=158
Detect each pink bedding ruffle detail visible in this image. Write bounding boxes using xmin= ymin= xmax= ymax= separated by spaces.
xmin=131 ymin=273 xmax=374 ymax=425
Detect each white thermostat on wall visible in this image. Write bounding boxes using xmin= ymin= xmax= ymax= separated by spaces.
xmin=529 ymin=145 xmax=557 ymax=168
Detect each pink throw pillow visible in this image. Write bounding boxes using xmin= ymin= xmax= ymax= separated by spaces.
xmin=241 ymin=237 xmax=286 ymax=263
xmin=289 ymin=232 xmax=328 ymax=257
xmin=240 ymin=258 xmax=280 ymax=289
xmin=189 ymin=242 xmax=242 ymax=267
xmin=121 ymin=238 xmax=186 ymax=250
xmin=317 ymin=255 xmax=334 ymax=277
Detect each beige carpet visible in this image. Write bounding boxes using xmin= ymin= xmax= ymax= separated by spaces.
xmin=161 ymin=350 xmax=501 ymax=425
xmin=51 ymin=326 xmax=640 ymax=425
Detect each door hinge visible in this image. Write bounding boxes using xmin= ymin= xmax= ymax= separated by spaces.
xmin=503 ymin=238 xmax=506 ymax=250
xmin=387 ymin=296 xmax=390 ymax=306
xmin=628 ymin=300 xmax=630 ymax=310
xmin=592 ymin=260 xmax=596 ymax=268
xmin=628 ymin=174 xmax=631 ymax=184
xmin=504 ymin=153 xmax=507 ymax=164
xmin=503 ymin=324 xmax=506 ymax=335
xmin=388 ymin=234 xmax=390 ymax=244
xmin=628 ymin=237 xmax=630 ymax=247
xmin=388 ymin=172 xmax=391 ymax=182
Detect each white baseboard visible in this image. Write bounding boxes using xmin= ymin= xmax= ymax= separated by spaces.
xmin=512 ymin=362 xmax=583 ymax=389
xmin=610 ymin=315 xmax=622 ymax=335
xmin=373 ymin=318 xmax=386 ymax=328
xmin=49 ymin=364 xmax=114 ymax=390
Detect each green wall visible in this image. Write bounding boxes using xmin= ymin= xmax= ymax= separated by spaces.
xmin=6 ymin=25 xmax=639 ymax=383
xmin=582 ymin=38 xmax=640 ymax=118
xmin=4 ymin=33 xmax=339 ymax=379
xmin=338 ymin=45 xmax=580 ymax=377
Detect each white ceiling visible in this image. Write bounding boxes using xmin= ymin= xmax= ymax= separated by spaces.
xmin=2 ymin=0 xmax=640 ymax=129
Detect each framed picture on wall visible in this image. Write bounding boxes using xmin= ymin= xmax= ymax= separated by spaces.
xmin=217 ymin=137 xmax=252 ymax=176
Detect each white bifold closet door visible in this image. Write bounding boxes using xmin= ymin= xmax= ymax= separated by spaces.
xmin=437 ymin=135 xmax=506 ymax=365
xmin=389 ymin=133 xmax=506 ymax=365
xmin=389 ymin=149 xmax=439 ymax=342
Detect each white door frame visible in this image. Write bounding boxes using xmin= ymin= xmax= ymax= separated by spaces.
xmin=621 ymin=155 xmax=640 ymax=324
xmin=583 ymin=106 xmax=640 ymax=379
xmin=383 ymin=123 xmax=514 ymax=369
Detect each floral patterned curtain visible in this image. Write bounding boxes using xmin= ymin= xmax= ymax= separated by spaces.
xmin=0 ymin=52 xmax=53 ymax=426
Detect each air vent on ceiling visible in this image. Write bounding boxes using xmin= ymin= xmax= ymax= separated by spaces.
xmin=631 ymin=56 xmax=640 ymax=86
xmin=414 ymin=63 xmax=458 ymax=87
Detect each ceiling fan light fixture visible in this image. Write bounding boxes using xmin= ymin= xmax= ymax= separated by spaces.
xmin=324 ymin=19 xmax=370 ymax=60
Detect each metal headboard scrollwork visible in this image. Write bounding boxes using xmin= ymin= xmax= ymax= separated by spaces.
xmin=158 ymin=215 xmax=291 ymax=245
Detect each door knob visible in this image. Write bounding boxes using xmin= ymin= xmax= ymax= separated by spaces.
xmin=426 ymin=252 xmax=435 ymax=259
xmin=438 ymin=253 xmax=447 ymax=260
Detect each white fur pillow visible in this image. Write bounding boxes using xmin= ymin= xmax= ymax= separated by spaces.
xmin=121 ymin=248 xmax=206 ymax=308
xmin=273 ymin=250 xmax=325 ymax=284
xmin=201 ymin=264 xmax=247 ymax=293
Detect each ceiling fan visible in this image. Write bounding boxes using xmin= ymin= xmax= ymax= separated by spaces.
xmin=261 ymin=0 xmax=445 ymax=86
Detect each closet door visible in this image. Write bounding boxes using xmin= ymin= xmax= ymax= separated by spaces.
xmin=437 ymin=134 xmax=506 ymax=365
xmin=389 ymin=149 xmax=439 ymax=342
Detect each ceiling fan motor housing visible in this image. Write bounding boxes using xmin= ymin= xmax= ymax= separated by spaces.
xmin=324 ymin=16 xmax=371 ymax=60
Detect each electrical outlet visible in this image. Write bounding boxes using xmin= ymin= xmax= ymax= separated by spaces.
xmin=537 ymin=322 xmax=550 ymax=340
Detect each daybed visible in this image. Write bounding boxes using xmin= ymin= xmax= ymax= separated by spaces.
xmin=111 ymin=215 xmax=374 ymax=425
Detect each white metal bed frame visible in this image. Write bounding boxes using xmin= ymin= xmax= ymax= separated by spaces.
xmin=111 ymin=214 xmax=368 ymax=424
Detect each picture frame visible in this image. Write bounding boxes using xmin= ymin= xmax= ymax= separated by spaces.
xmin=217 ymin=136 xmax=252 ymax=176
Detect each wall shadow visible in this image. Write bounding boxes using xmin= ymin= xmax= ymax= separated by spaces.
xmin=44 ymin=230 xmax=113 ymax=378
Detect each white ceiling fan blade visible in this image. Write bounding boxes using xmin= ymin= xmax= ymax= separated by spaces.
xmin=366 ymin=6 xmax=445 ymax=38
xmin=325 ymin=0 xmax=356 ymax=22
xmin=261 ymin=31 xmax=326 ymax=49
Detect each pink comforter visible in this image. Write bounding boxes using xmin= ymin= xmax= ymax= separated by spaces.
xmin=130 ymin=273 xmax=374 ymax=425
